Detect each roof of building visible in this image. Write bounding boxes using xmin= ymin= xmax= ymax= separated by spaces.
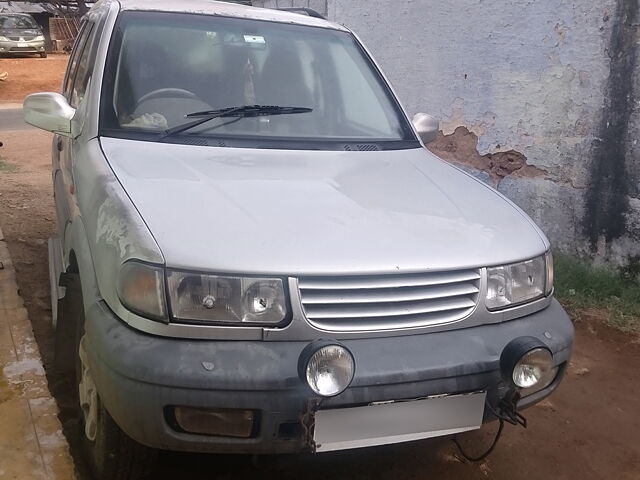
xmin=0 ymin=1 xmax=48 ymax=14
xmin=115 ymin=0 xmax=347 ymax=31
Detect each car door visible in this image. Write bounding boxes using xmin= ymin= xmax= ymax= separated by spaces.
xmin=53 ymin=20 xmax=91 ymax=242
xmin=54 ymin=14 xmax=104 ymax=245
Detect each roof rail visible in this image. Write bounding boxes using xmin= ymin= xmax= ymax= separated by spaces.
xmin=278 ymin=7 xmax=326 ymax=20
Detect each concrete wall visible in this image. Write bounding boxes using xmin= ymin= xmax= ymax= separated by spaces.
xmin=254 ymin=0 xmax=327 ymax=16
xmin=253 ymin=0 xmax=640 ymax=266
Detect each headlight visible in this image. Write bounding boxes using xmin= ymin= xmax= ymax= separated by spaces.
xmin=299 ymin=342 xmax=355 ymax=397
xmin=167 ymin=271 xmax=288 ymax=325
xmin=486 ymin=253 xmax=552 ymax=310
xmin=545 ymin=250 xmax=554 ymax=295
xmin=0 ymin=36 xmax=9 ymax=41
xmin=117 ymin=261 xmax=167 ymax=320
xmin=34 ymin=35 xmax=45 ymax=41
xmin=500 ymin=337 xmax=554 ymax=389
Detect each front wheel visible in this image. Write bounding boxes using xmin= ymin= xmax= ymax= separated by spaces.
xmin=77 ymin=364 xmax=157 ymax=480
xmin=72 ymin=277 xmax=157 ymax=480
xmin=39 ymin=52 xmax=47 ymax=58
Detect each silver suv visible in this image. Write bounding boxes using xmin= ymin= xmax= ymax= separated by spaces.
xmin=24 ymin=1 xmax=574 ymax=479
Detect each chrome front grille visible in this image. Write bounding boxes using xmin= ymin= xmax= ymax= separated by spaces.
xmin=298 ymin=269 xmax=481 ymax=332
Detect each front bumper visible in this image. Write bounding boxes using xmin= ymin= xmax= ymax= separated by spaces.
xmin=0 ymin=40 xmax=45 ymax=54
xmin=84 ymin=299 xmax=573 ymax=454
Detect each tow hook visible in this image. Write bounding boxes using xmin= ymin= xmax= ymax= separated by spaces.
xmin=496 ymin=389 xmax=527 ymax=428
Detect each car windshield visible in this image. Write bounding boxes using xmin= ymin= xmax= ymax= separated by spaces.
xmin=0 ymin=15 xmax=38 ymax=29
xmin=100 ymin=12 xmax=418 ymax=149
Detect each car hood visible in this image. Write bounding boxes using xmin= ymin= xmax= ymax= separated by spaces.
xmin=100 ymin=138 xmax=548 ymax=275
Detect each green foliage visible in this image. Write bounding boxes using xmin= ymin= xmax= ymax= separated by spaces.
xmin=554 ymin=253 xmax=640 ymax=333
xmin=0 ymin=155 xmax=18 ymax=172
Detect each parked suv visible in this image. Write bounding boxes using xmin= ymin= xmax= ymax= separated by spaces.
xmin=0 ymin=13 xmax=46 ymax=57
xmin=24 ymin=1 xmax=574 ymax=479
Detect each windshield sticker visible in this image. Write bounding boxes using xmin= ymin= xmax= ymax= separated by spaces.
xmin=243 ymin=35 xmax=265 ymax=44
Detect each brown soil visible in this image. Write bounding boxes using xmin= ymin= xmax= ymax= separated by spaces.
xmin=0 ymin=54 xmax=69 ymax=103
xmin=1 ymin=129 xmax=639 ymax=480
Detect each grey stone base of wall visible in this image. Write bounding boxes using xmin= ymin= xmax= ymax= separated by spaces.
xmin=461 ymin=166 xmax=640 ymax=266
xmin=251 ymin=0 xmax=328 ymax=16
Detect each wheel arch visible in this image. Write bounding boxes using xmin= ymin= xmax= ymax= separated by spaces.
xmin=64 ymin=218 xmax=100 ymax=316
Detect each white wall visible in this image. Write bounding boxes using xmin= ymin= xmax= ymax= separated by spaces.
xmin=252 ymin=0 xmax=640 ymax=264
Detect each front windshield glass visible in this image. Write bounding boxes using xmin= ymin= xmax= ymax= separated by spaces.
xmin=0 ymin=15 xmax=39 ymax=29
xmin=100 ymin=12 xmax=417 ymax=148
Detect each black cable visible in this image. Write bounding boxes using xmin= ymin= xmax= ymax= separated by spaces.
xmin=452 ymin=417 xmax=505 ymax=462
xmin=452 ymin=398 xmax=512 ymax=462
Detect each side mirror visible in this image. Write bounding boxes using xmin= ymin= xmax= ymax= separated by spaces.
xmin=412 ymin=113 xmax=439 ymax=144
xmin=23 ymin=92 xmax=77 ymax=137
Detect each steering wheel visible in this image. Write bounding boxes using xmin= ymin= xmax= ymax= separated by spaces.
xmin=135 ymin=88 xmax=199 ymax=108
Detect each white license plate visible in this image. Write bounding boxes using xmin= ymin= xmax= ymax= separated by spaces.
xmin=314 ymin=392 xmax=486 ymax=452
xmin=17 ymin=43 xmax=29 ymax=47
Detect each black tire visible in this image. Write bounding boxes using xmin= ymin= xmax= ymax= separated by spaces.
xmin=81 ymin=399 xmax=158 ymax=480
xmin=68 ymin=274 xmax=158 ymax=480
xmin=40 ymin=52 xmax=47 ymax=58
xmin=54 ymin=274 xmax=83 ymax=375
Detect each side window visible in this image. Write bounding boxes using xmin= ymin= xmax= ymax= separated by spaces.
xmin=71 ymin=15 xmax=107 ymax=107
xmin=62 ymin=21 xmax=91 ymax=99
xmin=67 ymin=24 xmax=95 ymax=106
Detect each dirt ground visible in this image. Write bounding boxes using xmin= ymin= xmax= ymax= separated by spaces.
xmin=0 ymin=127 xmax=639 ymax=480
xmin=0 ymin=54 xmax=69 ymax=103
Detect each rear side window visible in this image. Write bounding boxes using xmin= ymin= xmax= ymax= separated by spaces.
xmin=63 ymin=22 xmax=92 ymax=99
xmin=71 ymin=15 xmax=107 ymax=107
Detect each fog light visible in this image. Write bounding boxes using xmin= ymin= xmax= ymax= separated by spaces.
xmin=513 ymin=348 xmax=553 ymax=388
xmin=500 ymin=337 xmax=553 ymax=389
xmin=520 ymin=365 xmax=559 ymax=397
xmin=173 ymin=407 xmax=255 ymax=438
xmin=299 ymin=341 xmax=355 ymax=397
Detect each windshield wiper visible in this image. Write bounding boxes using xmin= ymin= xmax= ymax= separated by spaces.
xmin=159 ymin=105 xmax=313 ymax=139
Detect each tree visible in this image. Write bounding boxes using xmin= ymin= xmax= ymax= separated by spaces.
xmin=77 ymin=0 xmax=88 ymax=14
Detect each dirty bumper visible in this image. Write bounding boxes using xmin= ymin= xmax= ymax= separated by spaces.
xmin=83 ymin=300 xmax=573 ymax=454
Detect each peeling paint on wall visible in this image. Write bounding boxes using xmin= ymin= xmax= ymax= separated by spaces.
xmin=428 ymin=127 xmax=547 ymax=188
xmin=439 ymin=98 xmax=496 ymax=139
